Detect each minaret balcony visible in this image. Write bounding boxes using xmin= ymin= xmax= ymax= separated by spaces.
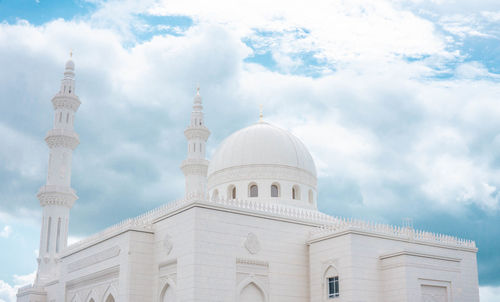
xmin=37 ymin=185 xmax=78 ymax=207
xmin=51 ymin=95 xmax=81 ymax=111
xmin=180 ymin=158 xmax=209 ymax=175
xmin=45 ymin=129 xmax=79 ymax=149
xmin=184 ymin=127 xmax=210 ymax=140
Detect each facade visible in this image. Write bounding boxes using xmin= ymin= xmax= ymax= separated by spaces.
xmin=17 ymin=57 xmax=479 ymax=302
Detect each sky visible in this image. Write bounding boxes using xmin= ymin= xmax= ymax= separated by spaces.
xmin=0 ymin=0 xmax=500 ymax=301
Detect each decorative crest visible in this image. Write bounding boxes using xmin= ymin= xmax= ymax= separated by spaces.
xmin=259 ymin=104 xmax=263 ymax=121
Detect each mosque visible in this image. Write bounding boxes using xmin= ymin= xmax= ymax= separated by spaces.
xmin=17 ymin=57 xmax=479 ymax=302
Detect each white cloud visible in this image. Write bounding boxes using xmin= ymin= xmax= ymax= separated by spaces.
xmin=0 ymin=226 xmax=12 ymax=238
xmin=0 ymin=271 xmax=35 ymax=302
xmin=480 ymin=286 xmax=500 ymax=302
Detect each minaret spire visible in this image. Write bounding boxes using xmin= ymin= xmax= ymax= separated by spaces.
xmin=35 ymin=55 xmax=81 ymax=285
xmin=180 ymin=86 xmax=210 ymax=200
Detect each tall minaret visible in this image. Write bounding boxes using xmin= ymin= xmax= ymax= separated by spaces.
xmin=35 ymin=54 xmax=80 ymax=284
xmin=180 ymin=87 xmax=210 ymax=200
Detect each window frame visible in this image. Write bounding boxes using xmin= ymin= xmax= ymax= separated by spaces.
xmin=327 ymin=276 xmax=339 ymax=299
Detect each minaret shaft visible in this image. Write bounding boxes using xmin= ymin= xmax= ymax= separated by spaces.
xmin=181 ymin=88 xmax=210 ymax=199
xmin=35 ymin=58 xmax=80 ymax=285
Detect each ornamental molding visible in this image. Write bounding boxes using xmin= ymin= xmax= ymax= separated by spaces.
xmin=45 ymin=129 xmax=79 ymax=150
xmin=244 ymin=232 xmax=261 ymax=255
xmin=208 ymin=165 xmax=317 ymax=188
xmin=184 ymin=127 xmax=210 ymax=140
xmin=66 ymin=265 xmax=119 ymax=290
xmin=51 ymin=95 xmax=81 ymax=111
xmin=37 ymin=186 xmax=77 ymax=207
xmin=236 ymin=258 xmax=269 ymax=267
xmin=67 ymin=246 xmax=121 ymax=273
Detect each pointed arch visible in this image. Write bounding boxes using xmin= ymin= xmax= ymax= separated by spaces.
xmin=70 ymin=293 xmax=81 ymax=302
xmin=101 ymin=284 xmax=118 ymax=302
xmin=159 ymin=278 xmax=177 ymax=302
xmin=85 ymin=289 xmax=98 ymax=302
xmin=84 ymin=289 xmax=99 ymax=302
xmin=236 ymin=276 xmax=268 ymax=302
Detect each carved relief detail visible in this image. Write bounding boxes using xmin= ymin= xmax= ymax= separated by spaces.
xmin=244 ymin=232 xmax=261 ymax=255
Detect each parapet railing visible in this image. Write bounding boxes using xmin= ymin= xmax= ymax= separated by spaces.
xmin=64 ymin=194 xmax=476 ymax=255
xmin=309 ymin=217 xmax=477 ymax=249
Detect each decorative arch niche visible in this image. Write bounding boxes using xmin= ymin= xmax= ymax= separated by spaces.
xmin=160 ymin=281 xmax=177 ymax=302
xmin=237 ymin=277 xmax=268 ymax=302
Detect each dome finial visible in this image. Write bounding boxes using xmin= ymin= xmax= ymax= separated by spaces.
xmin=196 ymin=83 xmax=200 ymax=95
xmin=70 ymin=49 xmax=73 ymax=58
xmin=259 ymin=104 xmax=263 ymax=122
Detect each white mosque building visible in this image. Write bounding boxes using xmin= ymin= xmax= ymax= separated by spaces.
xmin=17 ymin=57 xmax=480 ymax=302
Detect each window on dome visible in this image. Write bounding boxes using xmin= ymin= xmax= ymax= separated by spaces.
xmin=292 ymin=185 xmax=301 ymax=200
xmin=228 ymin=185 xmax=236 ymax=199
xmin=308 ymin=189 xmax=314 ymax=204
xmin=271 ymin=184 xmax=280 ymax=197
xmin=249 ymin=184 xmax=258 ymax=197
xmin=212 ymin=189 xmax=219 ymax=201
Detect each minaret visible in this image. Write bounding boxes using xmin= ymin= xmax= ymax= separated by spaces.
xmin=35 ymin=54 xmax=80 ymax=284
xmin=180 ymin=87 xmax=210 ymax=199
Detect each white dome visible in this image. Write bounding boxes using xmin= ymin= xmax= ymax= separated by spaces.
xmin=207 ymin=121 xmax=317 ymax=177
xmin=207 ymin=121 xmax=318 ymax=209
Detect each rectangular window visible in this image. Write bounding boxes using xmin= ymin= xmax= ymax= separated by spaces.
xmin=328 ymin=276 xmax=339 ymax=298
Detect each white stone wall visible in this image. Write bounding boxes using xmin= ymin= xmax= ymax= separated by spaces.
xmin=154 ymin=207 xmax=198 ymax=302
xmin=187 ymin=206 xmax=316 ymax=302
xmin=309 ymin=231 xmax=479 ymax=302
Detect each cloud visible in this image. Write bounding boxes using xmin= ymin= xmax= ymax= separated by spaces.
xmin=0 ymin=271 xmax=35 ymax=302
xmin=0 ymin=226 xmax=11 ymax=238
xmin=480 ymin=286 xmax=500 ymax=302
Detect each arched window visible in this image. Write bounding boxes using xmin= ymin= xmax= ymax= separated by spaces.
xmin=308 ymin=189 xmax=314 ymax=204
xmin=228 ymin=185 xmax=236 ymax=200
xmin=324 ymin=266 xmax=340 ymax=299
xmin=249 ymin=184 xmax=258 ymax=197
xmin=212 ymin=189 xmax=219 ymax=201
xmin=271 ymin=183 xmax=280 ymax=197
xmin=292 ymin=185 xmax=301 ymax=200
